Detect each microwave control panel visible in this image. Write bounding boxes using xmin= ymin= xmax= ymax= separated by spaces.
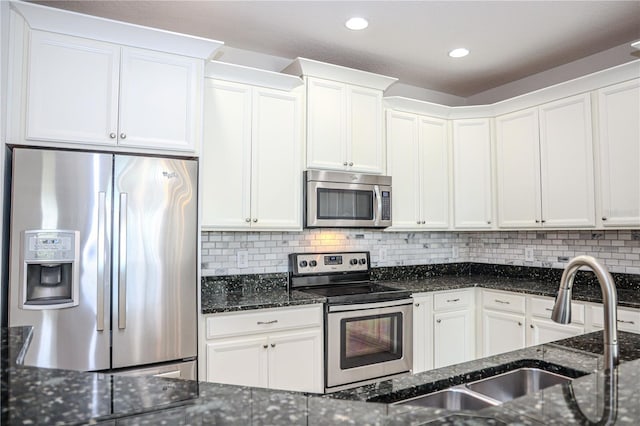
xmin=381 ymin=191 xmax=391 ymax=220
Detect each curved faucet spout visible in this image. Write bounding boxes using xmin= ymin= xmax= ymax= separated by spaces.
xmin=551 ymin=255 xmax=619 ymax=370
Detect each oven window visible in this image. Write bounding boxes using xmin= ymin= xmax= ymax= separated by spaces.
xmin=317 ymin=188 xmax=373 ymax=220
xmin=340 ymin=313 xmax=402 ymax=369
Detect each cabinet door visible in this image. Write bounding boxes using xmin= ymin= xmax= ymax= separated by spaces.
xmin=529 ymin=318 xmax=584 ymax=345
xmin=267 ymin=328 xmax=323 ymax=393
xmin=597 ymin=79 xmax=640 ymax=227
xmin=387 ymin=111 xmax=421 ymax=229
xmin=539 ymin=94 xmax=595 ymax=227
xmin=482 ymin=310 xmax=526 ymax=357
xmin=412 ymin=295 xmax=433 ymax=374
xmin=496 ymin=108 xmax=542 ymax=228
xmin=251 ymin=87 xmax=303 ymax=230
xmin=201 ymin=79 xmax=252 ymax=229
xmin=348 ymin=86 xmax=385 ymax=173
xmin=118 ymin=47 xmax=201 ymax=151
xmin=419 ymin=116 xmax=450 ymax=228
xmin=306 ymin=77 xmax=346 ymax=170
xmin=433 ymin=309 xmax=474 ymax=368
xmin=205 ymin=335 xmax=268 ymax=388
xmin=452 ymin=119 xmax=493 ymax=228
xmin=26 ymin=31 xmax=120 ymax=145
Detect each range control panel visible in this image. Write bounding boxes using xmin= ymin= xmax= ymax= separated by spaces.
xmin=290 ymin=252 xmax=369 ymax=275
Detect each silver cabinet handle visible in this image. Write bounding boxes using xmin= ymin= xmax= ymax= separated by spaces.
xmin=245 ymin=218 xmax=251 ymax=222
xmin=270 ymin=343 xmax=276 ymax=348
xmin=446 ymin=298 xmax=460 ymax=303
xmin=118 ymin=193 xmax=128 ymax=330
xmin=349 ymin=162 xmax=353 ymax=166
xmin=436 ymin=319 xmax=442 ymax=323
xmin=495 ymin=299 xmax=510 ymax=304
xmin=109 ymin=132 xmax=116 ymax=139
xmin=343 ymin=162 xmax=348 ymax=166
xmin=253 ymin=218 xmax=258 ymax=223
xmin=120 ymin=133 xmax=127 ymax=139
xmin=96 ymin=192 xmax=107 ymax=331
xmin=257 ymin=320 xmax=278 ymax=325
xmin=617 ymin=319 xmax=635 ymax=325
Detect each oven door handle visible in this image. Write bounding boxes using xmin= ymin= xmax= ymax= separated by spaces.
xmin=328 ymin=298 xmax=413 ymax=312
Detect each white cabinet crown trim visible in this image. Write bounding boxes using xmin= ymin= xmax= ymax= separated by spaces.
xmin=10 ymin=0 xmax=223 ymax=59
xmin=283 ymin=57 xmax=397 ymax=90
xmin=205 ymin=61 xmax=303 ymax=91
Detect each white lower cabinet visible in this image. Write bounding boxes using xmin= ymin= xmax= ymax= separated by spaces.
xmin=528 ymin=296 xmax=585 ymax=345
xmin=481 ymin=290 xmax=527 ymax=357
xmin=412 ymin=294 xmax=433 ymax=374
xmin=433 ymin=289 xmax=476 ymax=369
xmin=202 ymin=305 xmax=323 ymax=393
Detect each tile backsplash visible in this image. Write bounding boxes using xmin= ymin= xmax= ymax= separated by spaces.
xmin=201 ymin=229 xmax=640 ymax=276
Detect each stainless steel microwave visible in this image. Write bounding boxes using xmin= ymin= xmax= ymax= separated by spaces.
xmin=305 ymin=170 xmax=392 ymax=228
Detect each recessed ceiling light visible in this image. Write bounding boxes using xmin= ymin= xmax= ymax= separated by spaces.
xmin=345 ymin=17 xmax=368 ymax=31
xmin=449 ymin=48 xmax=470 ymax=58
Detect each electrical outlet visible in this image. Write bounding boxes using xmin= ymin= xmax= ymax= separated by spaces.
xmin=378 ymin=248 xmax=387 ymax=262
xmin=237 ymin=251 xmax=249 ymax=268
xmin=525 ymin=247 xmax=534 ymax=262
xmin=452 ymin=246 xmax=459 ymax=259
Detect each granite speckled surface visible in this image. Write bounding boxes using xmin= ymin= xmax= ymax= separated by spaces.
xmin=3 ymin=327 xmax=640 ymax=424
xmin=201 ymin=263 xmax=640 ymax=313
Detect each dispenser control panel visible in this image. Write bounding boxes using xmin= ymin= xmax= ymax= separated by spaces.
xmin=24 ymin=230 xmax=78 ymax=261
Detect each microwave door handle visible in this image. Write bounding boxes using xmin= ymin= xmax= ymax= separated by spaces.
xmin=374 ymin=185 xmax=381 ymax=224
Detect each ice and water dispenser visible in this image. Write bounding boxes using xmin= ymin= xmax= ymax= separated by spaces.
xmin=20 ymin=230 xmax=80 ymax=309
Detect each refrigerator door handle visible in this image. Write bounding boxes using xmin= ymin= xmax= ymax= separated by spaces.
xmin=97 ymin=191 xmax=107 ymax=331
xmin=118 ymin=192 xmax=128 ymax=330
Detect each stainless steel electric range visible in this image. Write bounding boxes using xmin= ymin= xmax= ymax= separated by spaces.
xmin=289 ymin=251 xmax=413 ymax=392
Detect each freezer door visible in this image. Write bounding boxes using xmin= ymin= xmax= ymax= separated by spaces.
xmin=8 ymin=148 xmax=113 ymax=371
xmin=112 ymin=155 xmax=198 ymax=368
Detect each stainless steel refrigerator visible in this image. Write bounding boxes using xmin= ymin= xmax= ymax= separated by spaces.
xmin=7 ymin=147 xmax=198 ymax=378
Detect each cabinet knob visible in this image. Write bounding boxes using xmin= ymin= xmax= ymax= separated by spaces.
xmin=436 ymin=319 xmax=441 ymax=324
xmin=263 ymin=344 xmax=268 ymax=349
xmin=109 ymin=132 xmax=117 ymax=139
xmin=518 ymin=322 xmax=522 ymax=326
xmin=535 ymin=219 xmax=540 ymax=223
xmin=270 ymin=343 xmax=276 ymax=348
xmin=530 ymin=324 xmax=534 ymax=329
xmin=541 ymin=219 xmax=546 ymax=223
xmin=253 ymin=218 xmax=258 ymax=223
xmin=487 ymin=221 xmax=492 ymax=225
xmin=414 ymin=303 xmax=420 ymax=307
xmin=120 ymin=133 xmax=127 ymax=139
xmin=422 ymin=221 xmax=426 ymax=224
xmin=245 ymin=218 xmax=251 ymax=222
xmin=602 ymin=217 xmax=608 ymax=221
xmin=349 ymin=162 xmax=354 ymax=166
xmin=416 ymin=220 xmax=421 ymax=224
xmin=343 ymin=162 xmax=348 ymax=166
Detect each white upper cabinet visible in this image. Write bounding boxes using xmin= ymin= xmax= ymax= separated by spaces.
xmin=306 ymin=76 xmax=385 ymax=173
xmin=24 ymin=30 xmax=202 ymax=152
xmin=202 ymin=79 xmax=303 ymax=231
xmin=452 ymin=119 xmax=493 ymax=229
xmin=496 ymin=93 xmax=596 ymax=228
xmin=387 ymin=110 xmax=449 ymax=230
xmin=539 ymin=93 xmax=595 ymax=227
xmin=597 ymin=79 xmax=640 ymax=227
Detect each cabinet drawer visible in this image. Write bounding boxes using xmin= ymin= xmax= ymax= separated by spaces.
xmin=592 ymin=305 xmax=640 ymax=333
xmin=482 ymin=290 xmax=526 ymax=314
xmin=434 ymin=289 xmax=473 ymax=311
xmin=531 ymin=297 xmax=585 ymax=324
xmin=206 ymin=304 xmax=323 ymax=339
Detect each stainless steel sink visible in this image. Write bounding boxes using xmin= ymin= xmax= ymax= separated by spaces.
xmin=394 ymin=387 xmax=499 ymax=410
xmin=466 ymin=367 xmax=572 ymax=403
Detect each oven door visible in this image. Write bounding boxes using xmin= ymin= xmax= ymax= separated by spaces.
xmin=306 ymin=180 xmax=391 ymax=228
xmin=326 ymin=299 xmax=412 ymax=389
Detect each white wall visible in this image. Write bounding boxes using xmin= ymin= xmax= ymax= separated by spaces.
xmin=201 ymin=229 xmax=640 ymax=276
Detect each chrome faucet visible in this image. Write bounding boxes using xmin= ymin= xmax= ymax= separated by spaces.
xmin=551 ymin=255 xmax=619 ymax=370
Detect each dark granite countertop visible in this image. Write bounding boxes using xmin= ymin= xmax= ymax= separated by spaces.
xmin=201 ymin=273 xmax=640 ymax=314
xmin=3 ymin=326 xmax=640 ymax=425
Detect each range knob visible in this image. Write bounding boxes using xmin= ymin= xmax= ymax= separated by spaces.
xmin=299 ymin=260 xmax=308 ymax=268
xmin=349 ymin=258 xmax=358 ymax=265
xmin=309 ymin=260 xmax=317 ymax=267
xmin=359 ymin=258 xmax=367 ymax=265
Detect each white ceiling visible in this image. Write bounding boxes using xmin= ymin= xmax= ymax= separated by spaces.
xmin=33 ymin=1 xmax=640 ymax=99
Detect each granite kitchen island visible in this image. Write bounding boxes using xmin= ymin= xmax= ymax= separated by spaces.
xmin=2 ymin=325 xmax=640 ymax=425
